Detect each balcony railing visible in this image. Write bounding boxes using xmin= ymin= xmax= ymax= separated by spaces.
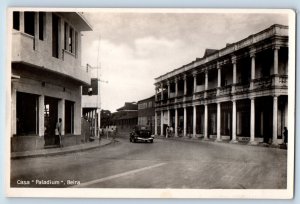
xmin=253 ymin=77 xmax=272 ymax=90
xmin=194 ymin=91 xmax=205 ymax=100
xmin=278 ymin=75 xmax=288 ymax=86
xmin=219 ymin=85 xmax=232 ymax=96
xmin=206 ymin=88 xmax=217 ymax=98
xmin=235 ymin=83 xmax=250 ymax=93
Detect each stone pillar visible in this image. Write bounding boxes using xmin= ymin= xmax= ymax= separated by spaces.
xmin=204 ymin=104 xmax=208 ymax=140
xmin=205 ymin=70 xmax=208 ymax=90
xmin=193 ymin=105 xmax=196 ymax=138
xmin=183 ymin=75 xmax=187 ymax=96
xmin=250 ymin=52 xmax=256 ymax=89
xmin=217 ymin=64 xmax=221 ymax=95
xmin=183 ymin=107 xmax=187 ymax=137
xmin=154 ymin=111 xmax=158 ymax=135
xmin=38 ymin=95 xmax=45 ymax=136
xmin=231 ymin=100 xmax=237 ymax=143
xmin=274 ymin=47 xmax=279 ymax=75
xmin=175 ymin=108 xmax=178 ymax=137
xmin=58 ymin=99 xmax=65 ymax=135
xmin=19 ymin=12 xmax=24 ymax=32
xmin=216 ymin=102 xmax=221 ymax=141
xmin=272 ymin=96 xmax=278 ymax=145
xmin=167 ymin=109 xmax=170 ymax=127
xmin=250 ymin=97 xmax=256 ymax=144
xmin=167 ymin=81 xmax=170 ymax=99
xmin=193 ymin=72 xmax=197 ymax=93
xmin=175 ymin=78 xmax=178 ymax=97
xmin=160 ymin=110 xmax=164 ymax=136
xmin=232 ymin=56 xmax=237 ymax=93
xmin=155 ymin=86 xmax=157 ymax=101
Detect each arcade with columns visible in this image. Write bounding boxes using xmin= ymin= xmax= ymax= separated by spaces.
xmin=154 ymin=24 xmax=288 ymax=145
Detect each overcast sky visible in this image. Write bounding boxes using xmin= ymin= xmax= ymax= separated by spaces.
xmin=81 ymin=11 xmax=288 ymax=112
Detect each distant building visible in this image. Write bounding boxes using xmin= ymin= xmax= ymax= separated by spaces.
xmin=111 ymin=102 xmax=138 ymax=132
xmin=82 ymin=67 xmax=101 ymax=138
xmin=137 ymin=96 xmax=155 ymax=134
xmin=154 ymin=24 xmax=288 ymax=145
xmin=11 ymin=11 xmax=92 ymax=151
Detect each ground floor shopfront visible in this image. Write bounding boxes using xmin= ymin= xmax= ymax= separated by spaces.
xmin=11 ymin=64 xmax=84 ymax=152
xmin=155 ymin=95 xmax=288 ymax=145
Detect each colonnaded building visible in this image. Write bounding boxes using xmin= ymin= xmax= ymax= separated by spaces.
xmin=154 ymin=24 xmax=288 ymax=145
xmin=11 ymin=11 xmax=92 ymax=151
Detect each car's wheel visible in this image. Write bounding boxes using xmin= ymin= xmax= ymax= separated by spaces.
xmin=130 ymin=138 xmax=132 ymax=142
xmin=150 ymin=139 xmax=153 ymax=143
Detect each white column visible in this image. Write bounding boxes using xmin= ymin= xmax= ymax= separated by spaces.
xmin=94 ymin=110 xmax=97 ymax=137
xmin=232 ymin=56 xmax=237 ymax=93
xmin=175 ymin=108 xmax=178 ymax=137
xmin=216 ymin=102 xmax=221 ymax=141
xmin=205 ymin=71 xmax=208 ymax=90
xmin=167 ymin=109 xmax=170 ymax=126
xmin=250 ymin=98 xmax=256 ymax=144
xmin=193 ymin=105 xmax=196 ymax=137
xmin=250 ymin=53 xmax=256 ymax=89
xmin=58 ymin=99 xmax=65 ymax=135
xmin=183 ymin=107 xmax=187 ymax=137
xmin=217 ymin=65 xmax=221 ymax=95
xmin=193 ymin=73 xmax=197 ymax=93
xmin=154 ymin=111 xmax=158 ymax=135
xmin=38 ymin=95 xmax=45 ymax=136
xmin=274 ymin=47 xmax=279 ymax=75
xmin=272 ymin=96 xmax=278 ymax=145
xmin=184 ymin=75 xmax=187 ymax=96
xmin=204 ymin=104 xmax=208 ymax=140
xmin=160 ymin=111 xmax=164 ymax=136
xmin=167 ymin=81 xmax=170 ymax=99
xmin=231 ymin=100 xmax=237 ymax=143
xmin=155 ymin=87 xmax=157 ymax=101
xmin=175 ymin=78 xmax=178 ymax=97
xmin=160 ymin=83 xmax=164 ymax=100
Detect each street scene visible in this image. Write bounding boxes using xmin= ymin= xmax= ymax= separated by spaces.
xmin=11 ymin=137 xmax=287 ymax=189
xmin=8 ymin=8 xmax=294 ymax=198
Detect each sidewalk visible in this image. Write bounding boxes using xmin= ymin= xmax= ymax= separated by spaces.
xmin=11 ymin=138 xmax=113 ymax=159
xmin=155 ymin=135 xmax=287 ymax=149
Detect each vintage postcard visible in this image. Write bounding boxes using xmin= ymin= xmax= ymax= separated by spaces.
xmin=6 ymin=8 xmax=295 ymax=199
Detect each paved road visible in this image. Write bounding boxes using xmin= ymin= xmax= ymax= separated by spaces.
xmin=11 ymin=138 xmax=287 ymax=189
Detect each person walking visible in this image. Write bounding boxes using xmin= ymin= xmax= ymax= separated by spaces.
xmin=283 ymin=127 xmax=288 ymax=144
xmin=55 ymin=118 xmax=62 ymax=147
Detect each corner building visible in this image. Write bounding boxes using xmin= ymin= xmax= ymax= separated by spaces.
xmin=154 ymin=24 xmax=288 ymax=145
xmin=11 ymin=11 xmax=92 ymax=151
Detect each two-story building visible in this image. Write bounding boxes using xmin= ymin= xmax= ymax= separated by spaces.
xmin=137 ymin=95 xmax=155 ymax=134
xmin=11 ymin=11 xmax=92 ymax=151
xmin=154 ymin=24 xmax=288 ymax=145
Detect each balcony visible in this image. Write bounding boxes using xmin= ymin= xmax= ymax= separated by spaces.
xmin=194 ymin=91 xmax=205 ymax=100
xmin=206 ymin=88 xmax=217 ymax=98
xmin=12 ymin=31 xmax=90 ymax=84
xmin=252 ymin=77 xmax=272 ymax=90
xmin=235 ymin=83 xmax=250 ymax=93
xmin=219 ymin=85 xmax=232 ymax=96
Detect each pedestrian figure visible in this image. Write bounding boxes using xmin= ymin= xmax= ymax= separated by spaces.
xmin=166 ymin=126 xmax=169 ymax=138
xmin=169 ymin=126 xmax=173 ymax=137
xmin=283 ymin=127 xmax=288 ymax=144
xmin=55 ymin=118 xmax=62 ymax=147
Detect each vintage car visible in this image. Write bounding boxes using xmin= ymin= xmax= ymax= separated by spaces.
xmin=129 ymin=125 xmax=154 ymax=143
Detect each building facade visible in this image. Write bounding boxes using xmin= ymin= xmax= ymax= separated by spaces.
xmin=82 ymin=67 xmax=101 ymax=138
xmin=111 ymin=102 xmax=138 ymax=133
xmin=154 ymin=24 xmax=288 ymax=145
xmin=11 ymin=11 xmax=92 ymax=151
xmin=137 ymin=95 xmax=155 ymax=134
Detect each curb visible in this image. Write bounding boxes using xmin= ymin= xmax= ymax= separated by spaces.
xmin=11 ymin=139 xmax=114 ymax=160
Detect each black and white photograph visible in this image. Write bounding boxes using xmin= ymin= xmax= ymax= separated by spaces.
xmin=6 ymin=8 xmax=295 ymax=198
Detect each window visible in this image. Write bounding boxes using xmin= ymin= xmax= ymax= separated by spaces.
xmin=75 ymin=31 xmax=78 ymax=57
xmin=69 ymin=27 xmax=73 ymax=52
xmin=65 ymin=100 xmax=74 ymax=134
xmin=13 ymin=11 xmax=20 ymax=30
xmin=52 ymin=14 xmax=59 ymax=58
xmin=64 ymin=22 xmax=67 ymax=50
xmin=39 ymin=12 xmax=45 ymax=40
xmin=24 ymin=12 xmax=35 ymax=36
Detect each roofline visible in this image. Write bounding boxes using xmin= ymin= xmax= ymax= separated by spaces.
xmin=137 ymin=95 xmax=155 ymax=103
xmin=154 ymin=24 xmax=288 ymax=84
xmin=76 ymin=12 xmax=93 ymax=31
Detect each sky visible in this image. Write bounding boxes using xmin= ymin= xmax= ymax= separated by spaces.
xmin=80 ymin=10 xmax=289 ymax=112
